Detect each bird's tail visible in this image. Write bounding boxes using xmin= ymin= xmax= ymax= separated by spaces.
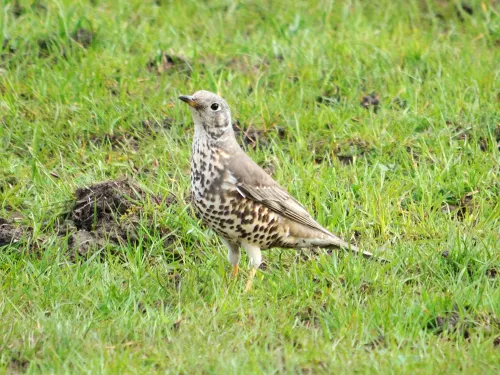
xmin=323 ymin=236 xmax=389 ymax=264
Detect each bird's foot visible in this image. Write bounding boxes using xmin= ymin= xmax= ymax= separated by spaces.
xmin=244 ymin=268 xmax=257 ymax=292
xmin=232 ymin=264 xmax=239 ymax=278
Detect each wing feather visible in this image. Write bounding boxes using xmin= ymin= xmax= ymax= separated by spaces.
xmin=228 ymin=151 xmax=332 ymax=236
xmin=223 ymin=148 xmax=387 ymax=262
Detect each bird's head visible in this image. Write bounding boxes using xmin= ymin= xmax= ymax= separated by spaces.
xmin=179 ymin=90 xmax=233 ymax=140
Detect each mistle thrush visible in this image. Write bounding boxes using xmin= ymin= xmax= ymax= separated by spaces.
xmin=179 ymin=90 xmax=386 ymax=290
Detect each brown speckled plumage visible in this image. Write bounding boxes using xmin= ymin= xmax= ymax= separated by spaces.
xmin=179 ymin=90 xmax=386 ymax=289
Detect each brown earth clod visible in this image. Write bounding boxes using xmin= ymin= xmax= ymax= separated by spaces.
xmin=316 ymin=87 xmax=341 ymax=106
xmin=71 ymin=178 xmax=158 ymax=231
xmin=295 ymin=306 xmax=321 ymax=329
xmin=494 ymin=336 xmax=500 ymax=348
xmin=232 ymin=120 xmax=285 ymax=150
xmin=146 ymin=52 xmax=192 ymax=75
xmin=7 ymin=355 xmax=30 ymax=374
xmin=441 ymin=191 xmax=477 ymax=221
xmin=0 ymin=217 xmax=32 ymax=248
xmin=427 ymin=311 xmax=462 ymax=335
xmin=391 ymin=97 xmax=408 ymax=110
xmin=66 ymin=178 xmax=175 ymax=257
xmin=1 ymin=38 xmax=17 ymax=60
xmin=486 ymin=268 xmax=498 ymax=279
xmin=141 ymin=117 xmax=176 ymax=134
xmin=426 ymin=307 xmax=473 ymax=339
xmin=364 ymin=335 xmax=386 ymax=350
xmin=360 ymin=93 xmax=380 ymax=112
xmin=88 ymin=118 xmax=175 ymax=151
xmin=333 ymin=137 xmax=373 ymax=165
xmin=70 ymin=28 xmax=95 ymax=48
xmin=222 ymin=56 xmax=275 ymax=75
xmin=90 ymin=132 xmax=140 ymax=151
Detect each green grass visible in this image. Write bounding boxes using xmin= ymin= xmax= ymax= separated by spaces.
xmin=1 ymin=0 xmax=500 ymax=373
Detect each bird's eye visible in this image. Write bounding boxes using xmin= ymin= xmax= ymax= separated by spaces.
xmin=210 ymin=103 xmax=220 ymax=111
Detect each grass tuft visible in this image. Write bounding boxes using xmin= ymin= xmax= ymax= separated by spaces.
xmin=1 ymin=0 xmax=499 ymax=373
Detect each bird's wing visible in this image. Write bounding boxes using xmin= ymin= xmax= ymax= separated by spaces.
xmin=227 ymin=149 xmax=388 ymax=263
xmin=228 ymin=151 xmax=332 ymax=237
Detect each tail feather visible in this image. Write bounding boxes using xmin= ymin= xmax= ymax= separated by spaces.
xmin=323 ymin=236 xmax=389 ymax=264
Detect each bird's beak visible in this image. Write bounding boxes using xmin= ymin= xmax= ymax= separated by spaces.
xmin=179 ymin=95 xmax=198 ymax=108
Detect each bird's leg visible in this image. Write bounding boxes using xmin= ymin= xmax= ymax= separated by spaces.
xmin=241 ymin=242 xmax=262 ymax=292
xmin=232 ymin=264 xmax=239 ymax=277
xmin=245 ymin=268 xmax=257 ymax=292
xmin=222 ymin=239 xmax=241 ymax=278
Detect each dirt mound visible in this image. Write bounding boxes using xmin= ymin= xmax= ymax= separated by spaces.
xmin=0 ymin=217 xmax=26 ymax=247
xmin=72 ymin=178 xmax=158 ymax=231
xmin=146 ymin=51 xmax=192 ymax=75
xmin=0 ymin=217 xmax=42 ymax=254
xmin=232 ymin=120 xmax=286 ymax=150
xmin=1 ymin=178 xmax=177 ymax=258
xmin=67 ymin=178 xmax=171 ymax=256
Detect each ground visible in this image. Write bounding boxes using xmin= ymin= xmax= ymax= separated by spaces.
xmin=1 ymin=0 xmax=499 ymax=373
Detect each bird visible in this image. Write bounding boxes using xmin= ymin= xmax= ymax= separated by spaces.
xmin=179 ymin=90 xmax=387 ymax=291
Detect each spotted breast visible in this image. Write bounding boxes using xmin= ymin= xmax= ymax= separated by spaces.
xmin=191 ymin=138 xmax=287 ymax=249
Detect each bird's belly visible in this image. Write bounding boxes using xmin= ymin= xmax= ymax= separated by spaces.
xmin=192 ymin=189 xmax=286 ymax=249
